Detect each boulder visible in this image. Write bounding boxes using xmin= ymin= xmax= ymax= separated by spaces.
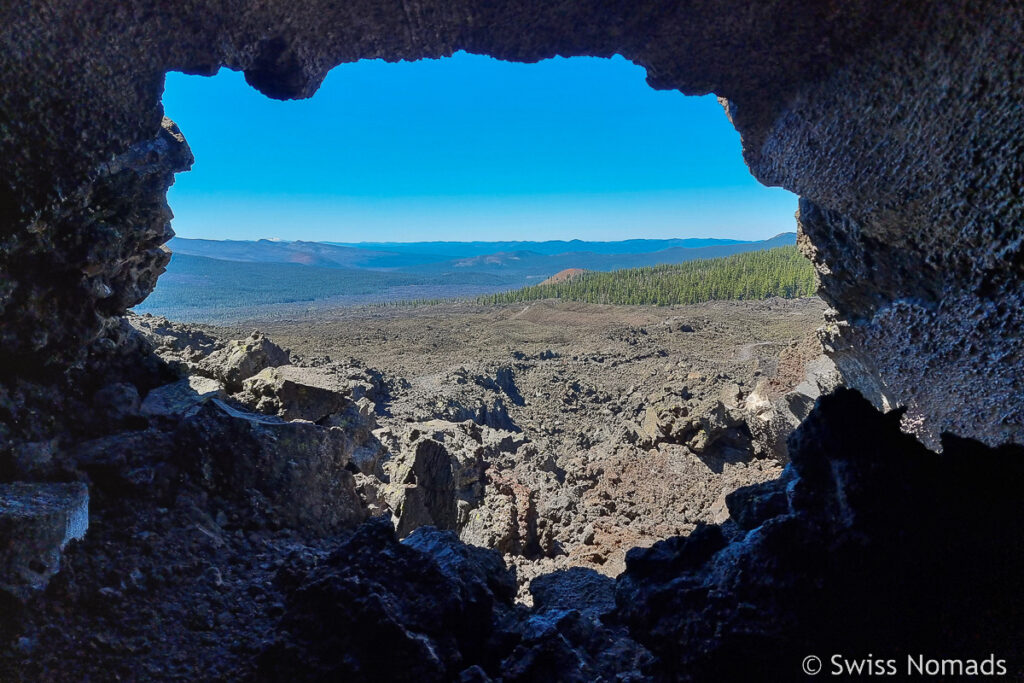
xmin=429 ymin=396 xmax=518 ymax=432
xmin=140 ymin=376 xmax=225 ymax=419
xmin=403 ymin=526 xmax=518 ymax=607
xmin=240 ymin=364 xmax=364 ymax=423
xmin=639 ymin=385 xmax=747 ymax=455
xmin=198 ymin=332 xmax=289 ymax=392
xmin=376 ymin=421 xmax=530 ymax=542
xmin=127 ymin=314 xmax=224 ymax=374
xmin=383 ymin=431 xmax=486 ymax=538
xmin=408 ymin=366 xmax=522 ymax=431
xmin=0 ymin=483 xmax=89 ymax=599
xmin=744 ymin=354 xmax=844 ymax=462
xmin=175 ymin=399 xmax=365 ymax=534
xmin=530 ymin=567 xmax=615 ymax=617
xmin=259 ymin=517 xmax=515 ymax=682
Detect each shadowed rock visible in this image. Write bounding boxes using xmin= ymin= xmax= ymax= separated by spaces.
xmin=0 ymin=1 xmax=1020 ymax=446
xmin=175 ymin=400 xmax=365 ymax=535
xmin=259 ymin=518 xmax=516 ymax=682
xmin=617 ymin=389 xmax=1024 ymax=680
xmin=0 ymin=483 xmax=89 ymax=600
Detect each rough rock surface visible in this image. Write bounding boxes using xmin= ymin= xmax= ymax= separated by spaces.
xmin=176 ymin=400 xmax=366 ymax=535
xmin=616 ymin=389 xmax=1024 ymax=680
xmin=140 ymin=375 xmax=225 ymax=419
xmin=7 ymin=307 xmax=1024 ymax=680
xmin=197 ymin=332 xmax=290 ymax=393
xmin=1 ymin=0 xmax=1023 ymax=679
xmin=263 ymin=298 xmax=833 ymax=591
xmin=1 ymin=1 xmax=1021 ymax=447
xmin=259 ymin=519 xmax=514 ymax=681
xmin=260 ymin=519 xmax=652 ymax=683
xmin=0 ymin=484 xmax=89 ymax=600
xmin=378 ymin=421 xmax=493 ymax=539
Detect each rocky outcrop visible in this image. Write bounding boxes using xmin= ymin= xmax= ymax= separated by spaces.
xmin=127 ymin=314 xmax=225 ymax=373
xmin=636 ymin=382 xmax=750 ymax=455
xmin=0 ymin=2 xmax=1020 ymax=447
xmin=403 ymin=366 xmax=523 ymax=432
xmin=0 ymin=483 xmax=89 ymax=600
xmin=3 ymin=308 xmax=1020 ymax=681
xmin=139 ymin=376 xmax=225 ymax=420
xmin=240 ymin=364 xmax=379 ymax=423
xmin=198 ymin=333 xmax=290 ymax=393
xmin=176 ymin=400 xmax=366 ymax=535
xmin=378 ymin=423 xmax=488 ymax=538
xmin=258 ymin=519 xmax=516 ymax=682
xmin=636 ymin=353 xmax=841 ymax=462
xmin=260 ymin=519 xmax=651 ymax=683
xmin=371 ymin=419 xmax=530 ymax=545
xmin=742 ymin=353 xmax=843 ymax=461
xmin=1 ymin=1 xmax=1023 ymax=679
xmin=616 ymin=389 xmax=1024 ymax=680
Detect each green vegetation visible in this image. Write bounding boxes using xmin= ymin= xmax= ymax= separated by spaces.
xmin=134 ymin=241 xmax=814 ymax=323
xmin=478 ymin=246 xmax=816 ymax=306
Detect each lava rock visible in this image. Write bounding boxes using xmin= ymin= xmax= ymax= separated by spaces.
xmin=0 ymin=483 xmax=89 ymax=599
xmin=260 ymin=517 xmax=514 ymax=681
xmin=175 ymin=399 xmax=365 ymax=534
xmin=140 ymin=376 xmax=225 ymax=420
xmin=529 ymin=567 xmax=615 ymax=617
xmin=198 ymin=332 xmax=289 ymax=392
xmin=616 ymin=389 xmax=1024 ymax=681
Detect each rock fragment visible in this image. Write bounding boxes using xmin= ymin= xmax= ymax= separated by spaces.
xmin=0 ymin=483 xmax=89 ymax=599
xmin=176 ymin=399 xmax=365 ymax=534
xmin=198 ymin=332 xmax=289 ymax=392
xmin=140 ymin=376 xmax=225 ymax=419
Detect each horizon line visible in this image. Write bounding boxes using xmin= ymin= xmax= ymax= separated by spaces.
xmin=170 ymin=232 xmax=796 ymax=245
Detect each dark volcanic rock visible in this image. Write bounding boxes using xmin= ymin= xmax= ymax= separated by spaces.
xmin=175 ymin=400 xmax=366 ymax=535
xmin=0 ymin=117 xmax=191 ymax=369
xmin=0 ymin=1 xmax=1022 ymax=680
xmin=529 ymin=567 xmax=615 ymax=617
xmin=0 ymin=483 xmax=89 ymax=600
xmin=261 ymin=519 xmax=651 ymax=682
xmin=2 ymin=1 xmax=1019 ymax=450
xmin=198 ymin=332 xmax=290 ymax=393
xmin=616 ymin=389 xmax=1024 ymax=681
xmin=260 ymin=518 xmax=516 ymax=682
xmin=403 ymin=526 xmax=519 ymax=612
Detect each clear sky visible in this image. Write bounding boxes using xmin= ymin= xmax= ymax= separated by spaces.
xmin=161 ymin=52 xmax=797 ymax=243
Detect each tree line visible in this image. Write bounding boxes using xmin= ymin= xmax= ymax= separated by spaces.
xmin=478 ymin=246 xmax=817 ymax=306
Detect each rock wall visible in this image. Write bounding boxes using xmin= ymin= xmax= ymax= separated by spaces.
xmin=1 ymin=1 xmax=1020 ymax=447
xmin=617 ymin=389 xmax=1024 ymax=680
xmin=3 ymin=5 xmax=1023 ymax=676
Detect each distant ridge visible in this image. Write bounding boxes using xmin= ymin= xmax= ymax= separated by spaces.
xmin=141 ymin=233 xmax=801 ymax=321
xmin=327 ymin=237 xmax=750 ymax=259
xmin=169 ymin=233 xmax=797 ymax=274
xmin=539 ymin=268 xmax=588 ymax=285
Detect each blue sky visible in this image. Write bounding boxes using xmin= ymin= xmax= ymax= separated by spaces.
xmin=162 ymin=52 xmax=796 ymax=243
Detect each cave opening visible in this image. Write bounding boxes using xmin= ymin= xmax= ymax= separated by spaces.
xmin=134 ymin=51 xmax=824 ymax=589
xmin=3 ymin=3 xmax=1022 ymax=679
xmin=143 ymin=52 xmax=802 ymax=318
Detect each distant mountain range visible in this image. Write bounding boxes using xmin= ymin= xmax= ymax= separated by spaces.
xmin=325 ymin=237 xmax=751 ymax=262
xmin=140 ymin=233 xmax=798 ymax=322
xmin=165 ymin=238 xmax=394 ymax=269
